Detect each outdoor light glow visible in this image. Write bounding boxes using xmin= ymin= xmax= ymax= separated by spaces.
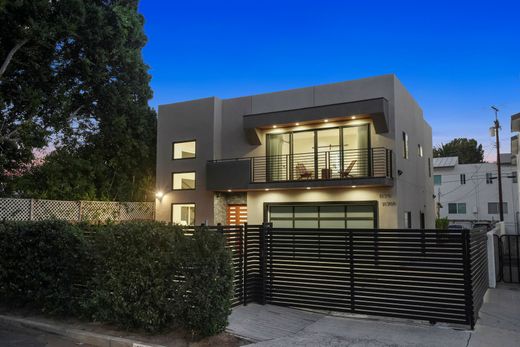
xmin=306 ymin=187 xmax=311 ymax=190
xmin=295 ymin=122 xmax=300 ymax=126
xmin=352 ymin=116 xmax=356 ymax=119
xmin=227 ymin=189 xmax=232 ymax=192
xmin=352 ymin=185 xmax=357 ymax=188
xmin=273 ymin=125 xmax=277 ymax=128
xmin=324 ymin=119 xmax=329 ymax=123
xmin=265 ymin=188 xmax=269 ymax=191
xmin=155 ymin=191 xmax=164 ymax=199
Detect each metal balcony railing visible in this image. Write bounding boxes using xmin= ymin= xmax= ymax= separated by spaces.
xmin=249 ymin=147 xmax=392 ymax=183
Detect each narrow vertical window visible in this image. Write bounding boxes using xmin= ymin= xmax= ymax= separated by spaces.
xmin=512 ymin=171 xmax=518 ymax=183
xmin=428 ymin=158 xmax=431 ymax=177
xmin=460 ymin=174 xmax=466 ymax=184
xmin=403 ymin=132 xmax=409 ymax=159
xmin=418 ymin=144 xmax=423 ymax=157
xmin=404 ymin=211 xmax=412 ymax=228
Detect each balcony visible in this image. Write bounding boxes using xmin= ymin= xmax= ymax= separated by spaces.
xmin=207 ymin=147 xmax=393 ymax=191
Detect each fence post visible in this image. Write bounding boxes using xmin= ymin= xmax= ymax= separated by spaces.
xmin=29 ymin=199 xmax=34 ymax=221
xmin=243 ymin=223 xmax=248 ymax=306
xmin=462 ymin=230 xmax=475 ymax=329
xmin=260 ymin=222 xmax=270 ymax=305
xmin=78 ymin=201 xmax=83 ymax=222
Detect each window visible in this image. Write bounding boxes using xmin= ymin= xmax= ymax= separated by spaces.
xmin=448 ymin=203 xmax=466 ymax=214
xmin=486 ymin=173 xmax=493 ymax=184
xmin=172 ymin=203 xmax=195 ymax=225
xmin=488 ymin=202 xmax=508 ymax=214
xmin=404 ymin=211 xmax=412 ymax=228
xmin=268 ymin=203 xmax=376 ymax=229
xmin=460 ymin=174 xmax=466 ymax=184
xmin=428 ymin=158 xmax=431 ymax=177
xmin=418 ymin=144 xmax=423 ymax=157
xmin=512 ymin=171 xmax=518 ymax=183
xmin=172 ymin=140 xmax=196 ymax=159
xmin=403 ymin=132 xmax=409 ymax=159
xmin=172 ymin=172 xmax=196 ymax=190
xmin=434 ymin=175 xmax=442 ymax=185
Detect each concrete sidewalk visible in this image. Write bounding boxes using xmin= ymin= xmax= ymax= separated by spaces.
xmin=227 ymin=284 xmax=520 ymax=347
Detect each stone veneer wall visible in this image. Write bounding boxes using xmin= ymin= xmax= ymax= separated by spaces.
xmin=213 ymin=192 xmax=247 ymax=225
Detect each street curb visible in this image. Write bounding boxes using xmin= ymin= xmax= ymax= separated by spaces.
xmin=0 ymin=314 xmax=166 ymax=347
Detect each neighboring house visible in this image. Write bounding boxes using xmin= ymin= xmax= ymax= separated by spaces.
xmin=433 ymin=155 xmax=518 ymax=232
xmin=155 ymin=74 xmax=434 ymax=229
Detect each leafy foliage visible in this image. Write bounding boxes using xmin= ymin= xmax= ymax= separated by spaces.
xmin=435 ymin=217 xmax=450 ymax=230
xmin=0 ymin=220 xmax=91 ymax=315
xmin=0 ymin=1 xmax=156 ymax=201
xmin=0 ymin=220 xmax=234 ymax=336
xmin=433 ymin=138 xmax=484 ymax=164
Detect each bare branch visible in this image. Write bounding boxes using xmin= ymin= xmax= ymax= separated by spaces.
xmin=0 ymin=39 xmax=28 ymax=80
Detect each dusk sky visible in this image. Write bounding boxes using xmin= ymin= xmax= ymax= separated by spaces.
xmin=139 ymin=1 xmax=520 ymax=159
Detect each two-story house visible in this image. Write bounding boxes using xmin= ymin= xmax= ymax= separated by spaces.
xmin=155 ymin=74 xmax=434 ymax=229
xmin=433 ymin=155 xmax=518 ymax=232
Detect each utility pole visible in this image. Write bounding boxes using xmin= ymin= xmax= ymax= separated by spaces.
xmin=491 ymin=106 xmax=504 ymax=221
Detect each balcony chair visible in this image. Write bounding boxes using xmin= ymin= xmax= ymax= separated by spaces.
xmin=295 ymin=163 xmax=313 ymax=180
xmin=340 ymin=160 xmax=357 ymax=178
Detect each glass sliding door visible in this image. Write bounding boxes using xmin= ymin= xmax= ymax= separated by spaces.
xmin=267 ymin=133 xmax=290 ymax=181
xmin=342 ymin=124 xmax=369 ymax=177
xmin=292 ymin=131 xmax=315 ymax=180
xmin=317 ymin=128 xmax=341 ymax=179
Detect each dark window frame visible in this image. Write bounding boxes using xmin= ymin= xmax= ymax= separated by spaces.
xmin=171 ymin=171 xmax=196 ymax=191
xmin=172 ymin=139 xmax=197 ymax=160
xmin=171 ymin=202 xmax=196 ymax=225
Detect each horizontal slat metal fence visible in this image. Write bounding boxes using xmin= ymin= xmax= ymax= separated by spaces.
xmin=183 ymin=224 xmax=263 ymax=307
xmin=467 ymin=229 xmax=488 ymax=327
xmin=262 ymin=226 xmax=487 ymax=329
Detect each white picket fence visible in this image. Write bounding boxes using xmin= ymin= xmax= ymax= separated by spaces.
xmin=0 ymin=198 xmax=154 ymax=222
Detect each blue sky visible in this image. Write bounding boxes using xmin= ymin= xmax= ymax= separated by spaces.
xmin=139 ymin=1 xmax=520 ymax=157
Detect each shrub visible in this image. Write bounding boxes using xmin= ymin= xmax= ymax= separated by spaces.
xmin=174 ymin=229 xmax=234 ymax=337
xmin=83 ymin=222 xmax=234 ymax=336
xmin=0 ymin=220 xmax=91 ymax=315
xmin=435 ymin=217 xmax=449 ymax=229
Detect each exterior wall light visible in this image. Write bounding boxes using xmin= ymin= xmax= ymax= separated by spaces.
xmin=306 ymin=187 xmax=311 ymax=190
xmin=273 ymin=125 xmax=277 ymax=128
xmin=352 ymin=116 xmax=356 ymax=119
xmin=227 ymin=189 xmax=232 ymax=192
xmin=352 ymin=185 xmax=357 ymax=188
xmin=155 ymin=191 xmax=164 ymax=201
xmin=324 ymin=119 xmax=329 ymax=123
xmin=295 ymin=122 xmax=300 ymax=126
xmin=265 ymin=188 xmax=269 ymax=191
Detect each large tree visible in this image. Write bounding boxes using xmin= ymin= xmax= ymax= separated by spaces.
xmin=433 ymin=138 xmax=484 ymax=164
xmin=1 ymin=0 xmax=156 ymax=201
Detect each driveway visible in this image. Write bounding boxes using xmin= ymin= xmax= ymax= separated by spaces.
xmin=228 ymin=284 xmax=520 ymax=347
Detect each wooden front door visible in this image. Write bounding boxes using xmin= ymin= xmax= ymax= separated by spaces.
xmin=227 ymin=205 xmax=247 ymax=225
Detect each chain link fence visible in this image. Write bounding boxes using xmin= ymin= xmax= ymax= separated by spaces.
xmin=0 ymin=198 xmax=154 ymax=223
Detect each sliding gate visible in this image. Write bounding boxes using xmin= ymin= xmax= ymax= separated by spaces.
xmin=496 ymin=235 xmax=520 ymax=283
xmin=211 ymin=224 xmax=487 ymax=329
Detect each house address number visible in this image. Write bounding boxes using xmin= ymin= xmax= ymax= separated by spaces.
xmin=379 ymin=193 xmax=396 ymax=207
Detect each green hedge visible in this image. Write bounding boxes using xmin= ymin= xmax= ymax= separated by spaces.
xmin=0 ymin=220 xmax=91 ymax=315
xmin=0 ymin=220 xmax=234 ymax=336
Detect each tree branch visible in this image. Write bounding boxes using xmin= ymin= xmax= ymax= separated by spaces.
xmin=0 ymin=39 xmax=28 ymax=80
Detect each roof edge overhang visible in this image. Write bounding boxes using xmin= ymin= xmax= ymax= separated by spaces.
xmin=243 ymin=97 xmax=390 ymax=145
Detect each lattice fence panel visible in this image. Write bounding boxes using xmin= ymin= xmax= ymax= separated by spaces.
xmin=0 ymin=198 xmax=154 ymax=223
xmin=118 ymin=202 xmax=155 ymax=221
xmin=33 ymin=200 xmax=80 ymax=221
xmin=0 ymin=198 xmax=31 ymax=221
